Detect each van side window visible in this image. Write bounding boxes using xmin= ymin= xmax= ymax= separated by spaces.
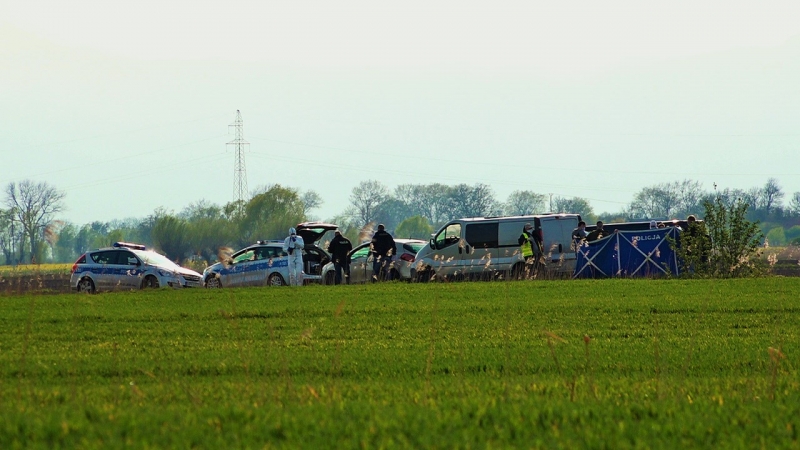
xmin=465 ymin=223 xmax=498 ymax=248
xmin=434 ymin=223 xmax=462 ymax=249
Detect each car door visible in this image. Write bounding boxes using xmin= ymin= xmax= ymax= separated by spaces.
xmin=248 ymin=246 xmax=275 ymax=286
xmin=347 ymin=245 xmax=372 ymax=284
xmin=89 ymin=250 xmax=123 ymax=290
xmin=430 ymin=222 xmax=464 ymax=277
xmin=117 ymin=250 xmax=144 ymax=289
xmin=225 ymin=248 xmax=256 ymax=287
xmin=463 ymin=222 xmax=499 ymax=278
xmin=540 ymin=216 xmax=580 ymax=270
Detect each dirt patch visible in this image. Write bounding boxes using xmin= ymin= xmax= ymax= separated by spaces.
xmin=0 ymin=273 xmax=73 ymax=295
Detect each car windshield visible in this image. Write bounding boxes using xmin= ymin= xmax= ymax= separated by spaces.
xmin=133 ymin=249 xmax=180 ymax=269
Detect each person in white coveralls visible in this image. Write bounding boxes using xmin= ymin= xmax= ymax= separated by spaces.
xmin=282 ymin=227 xmax=305 ymax=286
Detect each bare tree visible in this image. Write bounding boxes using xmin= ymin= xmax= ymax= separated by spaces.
xmin=349 ymin=180 xmax=388 ymax=226
xmin=628 ymin=180 xmax=705 ymax=219
xmin=395 ymin=183 xmax=452 ymax=226
xmin=761 ymin=178 xmax=784 ymax=215
xmin=504 ymin=190 xmax=547 ymax=216
xmin=6 ymin=180 xmax=66 ymax=263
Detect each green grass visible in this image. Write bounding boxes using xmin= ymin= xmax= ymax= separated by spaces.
xmin=1 ymin=279 xmax=799 ymax=448
xmin=0 ymin=263 xmax=71 ymax=276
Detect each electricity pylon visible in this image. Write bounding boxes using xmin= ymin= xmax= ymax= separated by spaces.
xmin=227 ymin=110 xmax=249 ymax=214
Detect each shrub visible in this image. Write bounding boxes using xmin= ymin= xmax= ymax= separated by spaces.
xmin=674 ymin=196 xmax=764 ymax=278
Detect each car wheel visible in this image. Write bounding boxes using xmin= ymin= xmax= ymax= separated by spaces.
xmin=142 ymin=275 xmax=159 ymax=289
xmin=267 ymin=273 xmax=286 ymax=286
xmin=416 ymin=268 xmax=433 ymax=283
xmin=77 ymin=277 xmax=95 ymax=294
xmin=205 ymin=276 xmax=222 ymax=288
xmin=324 ymin=271 xmax=335 ymax=285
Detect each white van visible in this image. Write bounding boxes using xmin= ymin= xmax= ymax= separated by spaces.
xmin=414 ymin=214 xmax=581 ymax=281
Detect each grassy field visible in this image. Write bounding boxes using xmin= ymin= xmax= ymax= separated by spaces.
xmin=1 ymin=279 xmax=799 ymax=448
xmin=0 ymin=263 xmax=72 ymax=276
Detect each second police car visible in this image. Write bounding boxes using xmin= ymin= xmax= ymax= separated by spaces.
xmin=202 ymin=222 xmax=337 ymax=287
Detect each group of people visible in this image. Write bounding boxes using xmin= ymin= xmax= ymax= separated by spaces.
xmin=570 ymin=216 xmax=710 ymax=257
xmin=282 ymin=223 xmax=397 ymax=286
xmin=571 ymin=220 xmax=613 ymax=245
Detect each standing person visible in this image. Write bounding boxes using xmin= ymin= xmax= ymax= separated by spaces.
xmin=282 ymin=227 xmax=305 ymax=286
xmin=586 ymin=221 xmax=609 ymax=242
xmin=327 ymin=230 xmax=352 ymax=285
xmin=518 ymin=223 xmax=543 ymax=278
xmin=571 ymin=221 xmax=587 ymax=248
xmin=684 ymin=215 xmax=711 ymax=267
xmin=370 ymin=224 xmax=396 ymax=281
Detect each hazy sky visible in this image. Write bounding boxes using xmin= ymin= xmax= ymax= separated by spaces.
xmin=2 ymin=1 xmax=799 ymax=225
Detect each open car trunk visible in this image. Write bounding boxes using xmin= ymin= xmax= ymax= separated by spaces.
xmin=296 ymin=222 xmax=338 ymax=279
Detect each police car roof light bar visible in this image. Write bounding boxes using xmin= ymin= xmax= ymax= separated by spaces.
xmin=113 ymin=242 xmax=146 ymax=250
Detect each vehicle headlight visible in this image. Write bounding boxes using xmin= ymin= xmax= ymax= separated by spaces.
xmin=157 ymin=268 xmax=177 ymax=278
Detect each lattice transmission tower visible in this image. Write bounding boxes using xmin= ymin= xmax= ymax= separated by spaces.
xmin=227 ymin=110 xmax=249 ymax=213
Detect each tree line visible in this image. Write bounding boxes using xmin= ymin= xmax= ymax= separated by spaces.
xmin=3 ymin=178 xmax=800 ymax=266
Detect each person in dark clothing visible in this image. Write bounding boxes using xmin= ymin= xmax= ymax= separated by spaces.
xmin=571 ymin=221 xmax=587 ymax=248
xmin=370 ymin=224 xmax=397 ymax=281
xmin=327 ymin=230 xmax=353 ymax=285
xmin=684 ymin=215 xmax=711 ymax=268
xmin=586 ymin=221 xmax=609 ymax=242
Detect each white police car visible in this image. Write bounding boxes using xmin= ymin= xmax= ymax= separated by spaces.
xmin=203 ymin=222 xmax=336 ymax=288
xmin=70 ymin=242 xmax=203 ymax=293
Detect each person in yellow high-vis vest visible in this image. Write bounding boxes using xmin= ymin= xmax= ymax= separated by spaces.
xmin=518 ymin=223 xmax=543 ymax=278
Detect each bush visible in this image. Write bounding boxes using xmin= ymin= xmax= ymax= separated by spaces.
xmin=675 ymin=197 xmax=764 ymax=278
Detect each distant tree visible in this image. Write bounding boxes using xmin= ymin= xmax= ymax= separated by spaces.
xmin=394 ymin=183 xmax=452 ymax=226
xmin=394 ymin=215 xmax=434 ymax=240
xmin=628 ymin=180 xmax=705 ymax=219
xmin=180 ymin=201 xmax=233 ymax=263
xmin=349 ymin=180 xmax=388 ymax=226
xmin=446 ymin=183 xmax=498 ymax=218
xmin=41 ymin=220 xmax=65 ymax=262
xmin=701 ymin=188 xmax=746 ymax=212
xmin=151 ymin=215 xmax=192 ymax=261
xmin=5 ymin=180 xmax=66 ymax=263
xmin=53 ymin=222 xmax=78 ymax=262
xmin=105 ymin=217 xmax=152 ymax=245
xmin=0 ymin=208 xmax=22 ymax=264
xmin=552 ymin=196 xmax=596 ymax=223
xmin=301 ymin=190 xmax=323 ymax=219
xmin=73 ymin=222 xmax=106 ymax=255
xmin=597 ymin=211 xmax=630 ymax=224
xmin=765 ymin=227 xmax=787 ymax=247
xmin=240 ymin=184 xmax=306 ymax=246
xmin=761 ymin=178 xmax=785 ymax=216
xmin=786 ymin=225 xmax=800 ymax=244
xmin=503 ymin=190 xmax=547 ymax=216
xmin=325 ymin=212 xmax=361 ymax=244
xmin=373 ymin=197 xmax=413 ymax=231
xmin=788 ymin=192 xmax=800 ymax=217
